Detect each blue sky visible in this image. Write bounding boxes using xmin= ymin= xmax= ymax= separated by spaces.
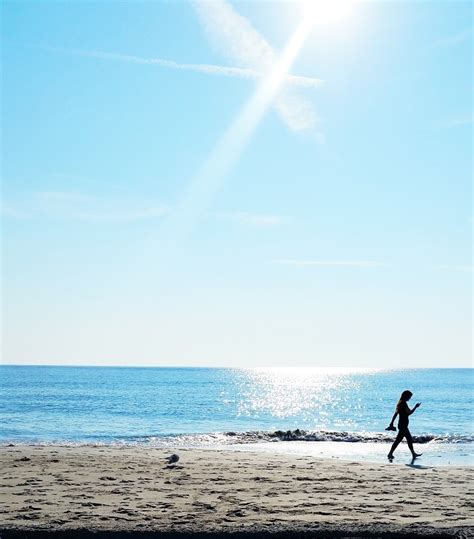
xmin=2 ymin=0 xmax=472 ymax=367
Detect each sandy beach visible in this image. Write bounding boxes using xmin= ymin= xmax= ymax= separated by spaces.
xmin=1 ymin=445 xmax=472 ymax=538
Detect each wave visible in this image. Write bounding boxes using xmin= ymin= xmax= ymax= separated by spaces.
xmin=2 ymin=429 xmax=473 ymax=447
xmin=136 ymin=429 xmax=474 ymax=447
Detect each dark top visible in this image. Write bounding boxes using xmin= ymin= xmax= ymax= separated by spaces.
xmin=397 ymin=401 xmax=410 ymax=429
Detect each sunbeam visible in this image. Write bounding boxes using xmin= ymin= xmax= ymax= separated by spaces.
xmin=162 ymin=15 xmax=316 ymax=243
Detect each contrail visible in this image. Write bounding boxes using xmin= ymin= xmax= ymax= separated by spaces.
xmin=46 ymin=47 xmax=323 ymax=89
xmin=273 ymin=260 xmax=384 ymax=268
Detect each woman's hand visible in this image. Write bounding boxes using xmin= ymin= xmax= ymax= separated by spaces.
xmin=414 ymin=402 xmax=421 ymax=408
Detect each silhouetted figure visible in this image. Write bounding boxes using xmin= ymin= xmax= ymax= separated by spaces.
xmin=386 ymin=390 xmax=422 ymax=461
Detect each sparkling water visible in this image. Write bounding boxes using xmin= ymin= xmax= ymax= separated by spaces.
xmin=1 ymin=366 xmax=472 ymax=465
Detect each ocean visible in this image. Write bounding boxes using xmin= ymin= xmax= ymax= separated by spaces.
xmin=1 ymin=366 xmax=472 ymax=466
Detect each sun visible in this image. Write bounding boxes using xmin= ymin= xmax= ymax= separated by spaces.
xmin=301 ymin=0 xmax=352 ymax=25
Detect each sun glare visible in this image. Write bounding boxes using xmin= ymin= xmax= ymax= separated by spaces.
xmin=302 ymin=0 xmax=352 ymax=25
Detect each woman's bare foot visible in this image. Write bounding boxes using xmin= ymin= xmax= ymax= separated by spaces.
xmin=412 ymin=453 xmax=422 ymax=458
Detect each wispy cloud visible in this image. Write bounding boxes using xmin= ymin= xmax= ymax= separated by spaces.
xmin=191 ymin=0 xmax=320 ymax=131
xmin=274 ymin=259 xmax=384 ymax=267
xmin=440 ymin=113 xmax=473 ymax=128
xmin=1 ymin=204 xmax=30 ymax=219
xmin=434 ymin=28 xmax=472 ymax=48
xmin=35 ymin=191 xmax=91 ymax=203
xmin=2 ymin=191 xmax=169 ymax=223
xmin=437 ymin=264 xmax=473 ymax=272
xmin=216 ymin=211 xmax=285 ymax=226
xmin=275 ymin=260 xmax=473 ymax=271
xmin=48 ymin=47 xmax=323 ymax=90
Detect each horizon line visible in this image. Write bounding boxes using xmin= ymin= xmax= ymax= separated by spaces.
xmin=1 ymin=363 xmax=472 ymax=370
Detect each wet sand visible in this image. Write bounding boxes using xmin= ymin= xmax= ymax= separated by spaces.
xmin=1 ymin=445 xmax=472 ymax=538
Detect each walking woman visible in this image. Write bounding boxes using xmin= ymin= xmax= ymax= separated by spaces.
xmin=386 ymin=390 xmax=422 ymax=461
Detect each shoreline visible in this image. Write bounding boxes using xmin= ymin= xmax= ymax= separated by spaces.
xmin=1 ymin=445 xmax=472 ymax=538
xmin=2 ymin=437 xmax=472 ymax=468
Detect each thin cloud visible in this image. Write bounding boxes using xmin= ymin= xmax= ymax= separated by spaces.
xmin=35 ymin=191 xmax=91 ymax=202
xmin=434 ymin=28 xmax=472 ymax=48
xmin=440 ymin=114 xmax=473 ymax=128
xmin=70 ymin=207 xmax=169 ymax=223
xmin=191 ymin=0 xmax=320 ymax=131
xmin=437 ymin=264 xmax=473 ymax=272
xmin=216 ymin=211 xmax=285 ymax=226
xmin=1 ymin=204 xmax=30 ymax=219
xmin=45 ymin=47 xmax=323 ymax=90
xmin=274 ymin=259 xmax=384 ymax=267
xmin=2 ymin=191 xmax=169 ymax=223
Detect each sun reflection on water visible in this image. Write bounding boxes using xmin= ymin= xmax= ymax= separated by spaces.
xmin=234 ymin=367 xmax=382 ymax=429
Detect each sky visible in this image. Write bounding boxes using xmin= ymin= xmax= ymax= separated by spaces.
xmin=2 ymin=0 xmax=472 ymax=368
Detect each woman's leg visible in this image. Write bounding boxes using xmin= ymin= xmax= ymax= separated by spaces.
xmin=388 ymin=429 xmax=405 ymax=458
xmin=405 ymin=429 xmax=414 ymax=453
xmin=405 ymin=429 xmax=422 ymax=457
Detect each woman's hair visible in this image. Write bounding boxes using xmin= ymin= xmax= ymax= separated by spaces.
xmin=396 ymin=390 xmax=413 ymax=411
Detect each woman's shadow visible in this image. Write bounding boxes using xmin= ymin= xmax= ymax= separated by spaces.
xmin=406 ymin=456 xmax=431 ymax=469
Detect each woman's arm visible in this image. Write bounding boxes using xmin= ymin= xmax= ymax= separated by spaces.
xmin=408 ymin=402 xmax=421 ymax=415
xmin=388 ymin=410 xmax=398 ymax=426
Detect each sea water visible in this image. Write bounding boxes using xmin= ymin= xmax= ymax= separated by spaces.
xmin=1 ymin=366 xmax=472 ymax=466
